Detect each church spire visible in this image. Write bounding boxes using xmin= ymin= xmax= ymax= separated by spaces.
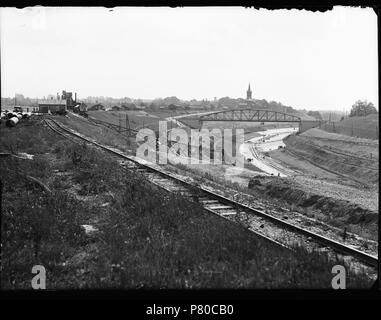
xmin=246 ymin=82 xmax=252 ymax=100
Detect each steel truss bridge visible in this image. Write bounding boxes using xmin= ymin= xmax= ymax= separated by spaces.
xmin=199 ymin=109 xmax=302 ymax=125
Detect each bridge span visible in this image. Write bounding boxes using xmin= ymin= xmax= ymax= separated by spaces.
xmin=198 ymin=109 xmax=322 ymax=133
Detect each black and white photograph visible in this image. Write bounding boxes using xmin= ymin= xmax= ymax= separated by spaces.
xmin=0 ymin=5 xmax=378 ymax=294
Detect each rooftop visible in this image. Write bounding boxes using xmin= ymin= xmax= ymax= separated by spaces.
xmin=38 ymin=99 xmax=66 ymax=105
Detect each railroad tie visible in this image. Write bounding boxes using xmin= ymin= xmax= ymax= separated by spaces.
xmin=219 ymin=211 xmax=237 ymax=216
xmin=206 ymin=204 xmax=234 ymax=210
xmin=200 ymin=199 xmax=219 ymax=204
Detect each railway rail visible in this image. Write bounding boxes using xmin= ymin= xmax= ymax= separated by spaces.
xmin=248 ymin=144 xmax=293 ymax=177
xmin=44 ymin=118 xmax=378 ymax=270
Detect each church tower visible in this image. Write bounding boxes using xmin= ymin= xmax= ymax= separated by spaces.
xmin=246 ymin=83 xmax=252 ymax=100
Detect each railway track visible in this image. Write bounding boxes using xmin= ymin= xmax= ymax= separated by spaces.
xmin=248 ymin=144 xmax=292 ymax=176
xmin=44 ymin=118 xmax=378 ymax=270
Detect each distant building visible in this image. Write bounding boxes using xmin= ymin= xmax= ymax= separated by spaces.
xmin=168 ymin=104 xmax=183 ymax=110
xmin=88 ymin=103 xmax=106 ymax=111
xmin=38 ymin=89 xmax=78 ymax=113
xmin=238 ymin=83 xmax=255 ymax=109
xmin=189 ymin=102 xmax=203 ymax=109
xmin=135 ymin=104 xmax=146 ymax=110
xmin=62 ymin=90 xmax=77 ymax=109
xmin=38 ymin=98 xmax=67 ymax=113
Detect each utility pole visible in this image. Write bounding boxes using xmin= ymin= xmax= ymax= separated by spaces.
xmin=328 ymin=112 xmax=332 ymax=132
xmin=125 ymin=112 xmax=130 ymax=149
xmin=126 ymin=113 xmax=130 ymax=136
xmin=119 ymin=113 xmax=121 ymax=133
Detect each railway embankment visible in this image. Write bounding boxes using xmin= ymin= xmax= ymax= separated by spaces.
xmin=266 ymin=128 xmax=378 ymax=240
xmin=275 ymin=128 xmax=378 ymax=186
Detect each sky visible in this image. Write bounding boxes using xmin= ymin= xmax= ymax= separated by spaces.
xmin=0 ymin=6 xmax=378 ymax=111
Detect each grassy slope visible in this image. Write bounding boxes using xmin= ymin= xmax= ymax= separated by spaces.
xmin=321 ymin=115 xmax=379 ymax=140
xmin=282 ymin=135 xmax=378 ymax=186
xmin=59 ymin=113 xmax=136 ymax=152
xmin=0 ymin=120 xmax=373 ymax=288
xmin=88 ymin=110 xmax=161 ymax=131
xmin=87 ymin=110 xmax=187 ymax=132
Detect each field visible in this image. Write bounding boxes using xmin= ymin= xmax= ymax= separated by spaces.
xmin=0 ymin=119 xmax=374 ymax=288
xmin=59 ymin=113 xmax=136 ymax=153
xmin=88 ymin=110 xmax=163 ymax=131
